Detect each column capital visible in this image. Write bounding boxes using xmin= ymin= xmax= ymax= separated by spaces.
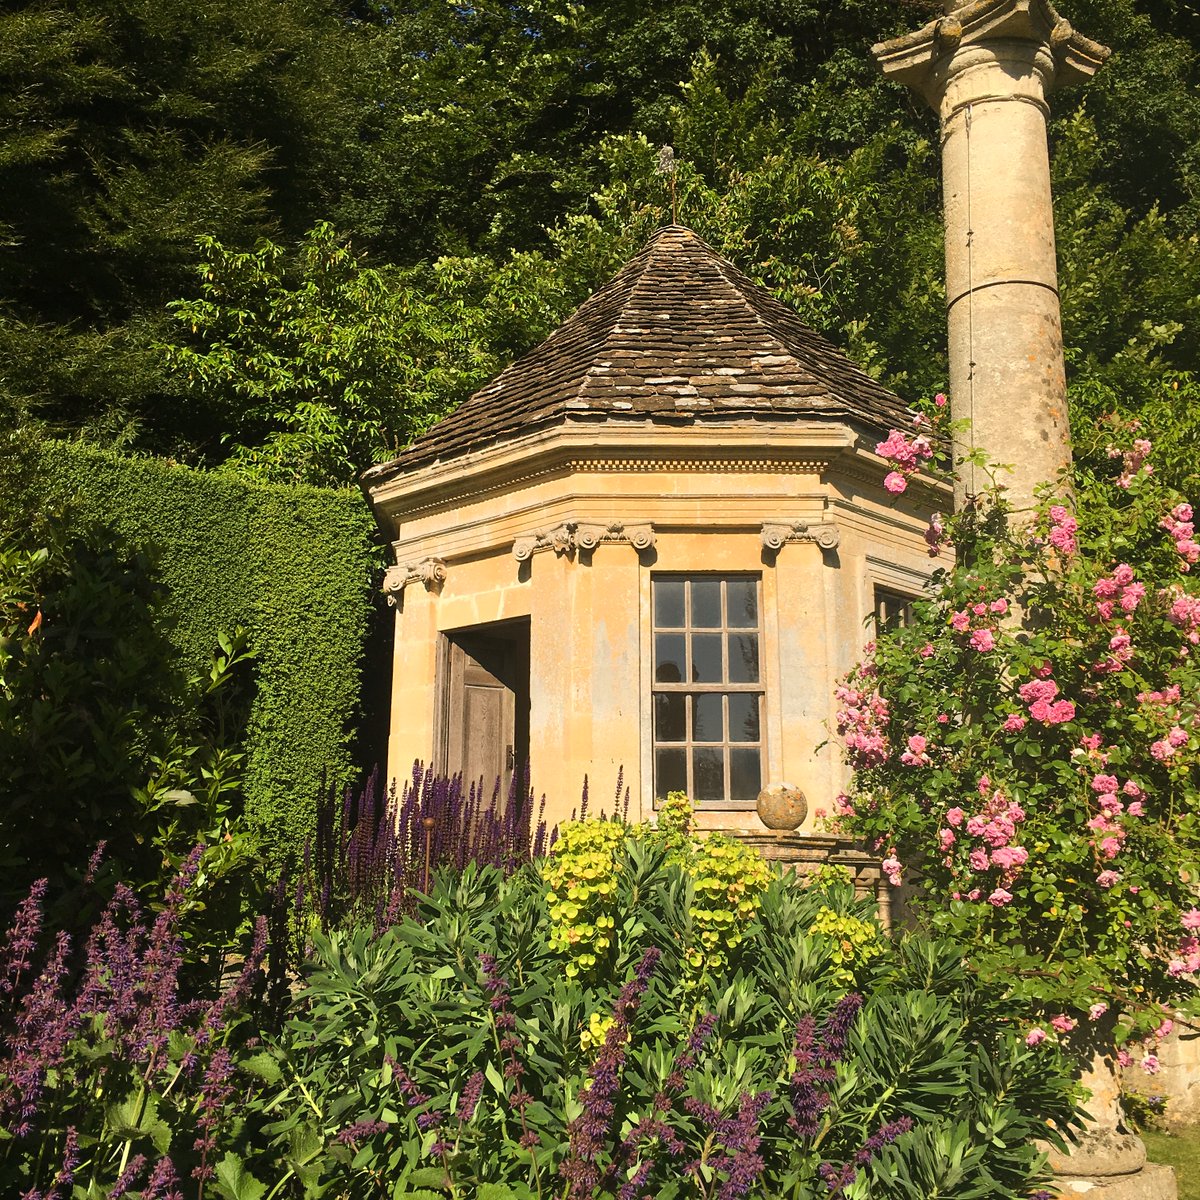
xmin=873 ymin=1 xmax=1109 ymax=112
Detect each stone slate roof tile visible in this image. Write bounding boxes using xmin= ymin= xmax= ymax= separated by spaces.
xmin=366 ymin=225 xmax=911 ymax=479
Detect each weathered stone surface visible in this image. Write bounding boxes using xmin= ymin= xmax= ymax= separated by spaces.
xmin=1052 ymin=1161 xmax=1177 ymax=1198
xmin=1046 ymin=1130 xmax=1146 ymax=1177
xmin=755 ymin=784 xmax=807 ymax=831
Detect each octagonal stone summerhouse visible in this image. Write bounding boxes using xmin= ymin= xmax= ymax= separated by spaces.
xmin=364 ymin=226 xmax=945 ymax=835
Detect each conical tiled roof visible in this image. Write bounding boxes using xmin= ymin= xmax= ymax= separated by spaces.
xmin=370 ymin=226 xmax=911 ymax=476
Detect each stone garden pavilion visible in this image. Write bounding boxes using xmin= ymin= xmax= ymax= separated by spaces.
xmin=364 ymin=226 xmax=942 ymax=833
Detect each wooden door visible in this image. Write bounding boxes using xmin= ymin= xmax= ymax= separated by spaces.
xmin=441 ymin=627 xmax=528 ymax=803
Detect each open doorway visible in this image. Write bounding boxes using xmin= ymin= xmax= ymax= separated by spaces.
xmin=436 ymin=619 xmax=530 ymax=804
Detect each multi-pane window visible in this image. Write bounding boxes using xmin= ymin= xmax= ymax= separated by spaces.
xmin=652 ymin=576 xmax=764 ymax=805
xmin=875 ymin=587 xmax=915 ymax=632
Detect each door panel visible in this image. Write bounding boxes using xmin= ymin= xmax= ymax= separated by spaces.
xmin=441 ymin=623 xmax=529 ymax=805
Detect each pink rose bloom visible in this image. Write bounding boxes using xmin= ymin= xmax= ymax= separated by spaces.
xmin=1091 ymin=774 xmax=1119 ymax=794
xmin=1093 ymin=577 xmax=1119 ymax=600
xmin=978 ymin=775 xmax=991 ymax=794
xmin=883 ymin=471 xmax=908 ymax=495
xmin=1122 ymin=780 xmax=1144 ymax=797
xmin=934 ymin=392 xmax=947 ymax=407
xmin=1026 ymin=1027 xmax=1047 ymax=1047
xmin=1029 ymin=699 xmax=1051 ymax=723
xmin=950 ymin=610 xmax=971 ymax=632
xmin=1097 ymin=870 xmax=1120 ymax=889
xmin=1099 ymin=795 xmax=1124 ymax=817
xmin=990 ymin=846 xmax=1028 ymax=870
xmin=1127 ymin=801 xmax=1144 ymax=817
xmin=1117 ymin=1049 xmax=1134 ymax=1067
xmin=1182 ymin=908 xmax=1200 ymax=931
xmin=1151 ymin=739 xmax=1174 ymax=761
xmin=908 ymin=735 xmax=927 ymax=755
xmin=939 ymin=828 xmax=956 ymax=850
xmin=990 ymin=598 xmax=1009 ymax=615
xmin=966 ymin=815 xmax=987 ymax=837
xmin=1156 ymin=1020 xmax=1175 ymax=1041
xmin=1099 ymin=837 xmax=1122 ymax=860
xmin=1096 ymin=600 xmax=1116 ymax=621
xmin=1019 ymin=679 xmax=1058 ymax=704
xmin=919 ymin=643 xmax=935 ymax=659
xmin=1169 ymin=725 xmax=1189 ymax=748
xmin=970 ymin=629 xmax=996 ymax=652
xmin=983 ymin=818 xmax=1016 ymax=848
xmin=1142 ymin=1054 xmax=1161 ymax=1075
xmin=972 ymin=602 xmax=988 ymax=617
xmin=882 ymin=855 xmax=902 ymax=886
xmin=1120 ymin=583 xmax=1146 ymax=612
xmin=1081 ymin=734 xmax=1103 ymax=751
xmin=1175 ymin=503 xmax=1194 ymax=523
xmin=1051 ymin=1015 xmax=1077 ymax=1033
xmin=988 ymin=887 xmax=1014 ymax=907
xmin=1048 ymin=700 xmax=1076 ymax=724
xmin=969 ymin=849 xmax=990 ymax=872
xmin=1003 ymin=713 xmax=1028 ymax=733
xmin=1089 ymin=1003 xmax=1109 ymax=1021
xmin=946 ymin=807 xmax=965 ymax=827
xmin=1113 ymin=563 xmax=1135 ymax=587
xmin=1049 ymin=505 xmax=1070 ymax=523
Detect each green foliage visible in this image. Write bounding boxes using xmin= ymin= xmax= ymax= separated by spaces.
xmin=544 ymin=796 xmax=773 ymax=992
xmin=161 ymin=223 xmax=571 ymax=484
xmin=23 ymin=437 xmax=378 ymax=864
xmin=837 ymin=402 xmax=1200 ymax=1047
xmin=242 ymin=826 xmax=1083 ymax=1198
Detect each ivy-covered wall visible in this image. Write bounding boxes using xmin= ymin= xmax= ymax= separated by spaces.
xmin=34 ymin=440 xmax=380 ymax=859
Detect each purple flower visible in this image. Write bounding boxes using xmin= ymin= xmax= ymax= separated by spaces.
xmin=458 ymin=1071 xmax=485 ymax=1123
xmin=335 ymin=1119 xmax=389 ymax=1146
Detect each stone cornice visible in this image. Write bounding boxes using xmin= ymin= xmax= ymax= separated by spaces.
xmin=364 ymin=420 xmax=856 ymax=534
xmin=381 ymin=557 xmax=446 ymax=607
xmin=873 ymin=1 xmax=1110 ymax=106
xmin=512 ymin=521 xmax=657 ymax=562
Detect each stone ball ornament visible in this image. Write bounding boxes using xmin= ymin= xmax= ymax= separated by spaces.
xmin=755 ymin=783 xmax=808 ymax=831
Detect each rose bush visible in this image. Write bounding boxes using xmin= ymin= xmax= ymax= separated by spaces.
xmin=841 ymin=400 xmax=1200 ymax=1064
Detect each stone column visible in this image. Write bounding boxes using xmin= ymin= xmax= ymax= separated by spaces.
xmin=873 ymin=1 xmax=1109 ymax=514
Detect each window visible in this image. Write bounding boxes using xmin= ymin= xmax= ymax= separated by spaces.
xmin=652 ymin=575 xmax=764 ymax=805
xmin=874 ymin=587 xmax=914 ymax=632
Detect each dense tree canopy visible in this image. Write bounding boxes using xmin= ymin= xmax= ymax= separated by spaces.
xmin=0 ymin=0 xmax=1197 ymax=477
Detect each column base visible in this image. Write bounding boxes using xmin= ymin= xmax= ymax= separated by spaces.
xmin=1047 ymin=1129 xmax=1176 ymax=1199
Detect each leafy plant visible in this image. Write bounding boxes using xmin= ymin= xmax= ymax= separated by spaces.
xmin=244 ymin=815 xmax=1083 ymax=1198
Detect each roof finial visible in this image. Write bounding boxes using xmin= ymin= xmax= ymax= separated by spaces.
xmin=656 ymin=144 xmax=678 ymax=226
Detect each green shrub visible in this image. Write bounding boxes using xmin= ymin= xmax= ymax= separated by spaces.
xmin=23 ymin=438 xmax=378 ymax=862
xmin=241 ymin=817 xmax=1083 ymax=1199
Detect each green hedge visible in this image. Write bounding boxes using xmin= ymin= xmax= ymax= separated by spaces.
xmin=33 ymin=440 xmax=380 ymax=860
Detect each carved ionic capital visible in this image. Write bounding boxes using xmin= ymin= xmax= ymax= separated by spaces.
xmin=760 ymin=520 xmax=841 ymax=554
xmin=382 ymin=557 xmax=446 ymax=606
xmin=511 ymin=520 xmax=657 ymax=562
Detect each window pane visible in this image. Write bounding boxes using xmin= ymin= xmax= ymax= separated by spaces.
xmin=693 ymin=748 xmax=724 ymax=802
xmin=693 ymin=694 xmax=723 ymax=742
xmin=730 ymin=749 xmax=762 ymax=802
xmin=654 ymin=579 xmax=685 ymax=628
xmin=728 ymin=693 xmax=760 ymax=742
xmin=654 ymin=693 xmax=685 ymax=742
xmin=691 ymin=579 xmax=722 ymax=627
xmin=655 ymin=633 xmax=686 ymax=683
xmin=726 ymin=579 xmax=758 ymax=628
xmin=691 ymin=633 xmax=723 ymax=682
xmin=728 ymin=633 xmax=759 ymax=683
xmin=656 ymin=748 xmax=687 ymax=798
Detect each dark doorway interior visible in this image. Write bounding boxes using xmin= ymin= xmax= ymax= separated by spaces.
xmin=438 ymin=619 xmax=530 ymax=803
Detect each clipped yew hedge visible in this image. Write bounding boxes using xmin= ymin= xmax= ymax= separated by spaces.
xmin=31 ymin=439 xmax=380 ymax=860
